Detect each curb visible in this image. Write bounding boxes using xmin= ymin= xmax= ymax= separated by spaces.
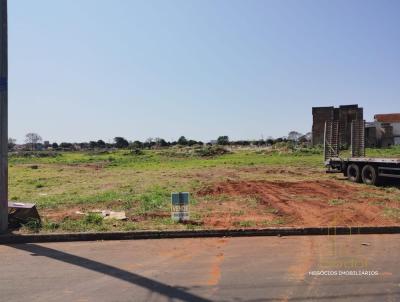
xmin=1 ymin=226 xmax=400 ymax=244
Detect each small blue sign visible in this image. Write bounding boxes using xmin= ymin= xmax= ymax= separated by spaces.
xmin=0 ymin=77 xmax=7 ymax=92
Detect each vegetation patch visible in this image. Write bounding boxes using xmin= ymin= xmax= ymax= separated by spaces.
xmin=7 ymin=147 xmax=400 ymax=233
xmin=383 ymin=208 xmax=400 ymax=221
xmin=10 ymin=151 xmax=61 ymax=158
xmin=328 ymin=199 xmax=347 ymax=206
xmin=194 ymin=146 xmax=231 ymax=157
xmin=137 ymin=186 xmax=170 ymax=214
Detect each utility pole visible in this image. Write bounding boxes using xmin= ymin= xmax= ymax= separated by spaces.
xmin=0 ymin=0 xmax=8 ymax=233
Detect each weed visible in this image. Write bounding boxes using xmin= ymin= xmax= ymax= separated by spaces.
xmin=234 ymin=220 xmax=255 ymax=227
xmin=232 ymin=210 xmax=245 ymax=216
xmin=328 ymin=199 xmax=346 ymax=206
xmin=42 ymin=220 xmax=60 ymax=231
xmin=138 ymin=186 xmax=170 ymax=213
xmin=265 ymin=207 xmax=279 ymax=214
xmin=369 ymin=201 xmax=386 ymax=206
xmin=262 ymin=218 xmax=286 ymax=226
xmin=383 ymin=208 xmax=400 ymax=221
xmin=21 ymin=218 xmax=42 ymax=233
xmin=85 ymin=213 xmax=103 ymax=225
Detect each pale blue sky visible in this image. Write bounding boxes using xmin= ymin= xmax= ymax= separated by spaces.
xmin=8 ymin=0 xmax=400 ymax=143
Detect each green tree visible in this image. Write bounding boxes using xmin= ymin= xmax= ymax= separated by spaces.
xmin=177 ymin=136 xmax=188 ymax=145
xmin=8 ymin=137 xmax=16 ymax=150
xmin=97 ymin=140 xmax=106 ymax=148
xmin=217 ymin=136 xmax=229 ymax=145
xmin=89 ymin=141 xmax=98 ymax=149
xmin=130 ymin=140 xmax=144 ymax=149
xmin=25 ymin=132 xmax=42 ymax=151
xmin=114 ymin=137 xmax=129 ymax=149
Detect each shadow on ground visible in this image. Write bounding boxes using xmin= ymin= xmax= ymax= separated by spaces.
xmin=9 ymin=244 xmax=211 ymax=302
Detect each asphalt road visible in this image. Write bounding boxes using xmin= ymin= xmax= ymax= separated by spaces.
xmin=1 ymin=234 xmax=399 ymax=302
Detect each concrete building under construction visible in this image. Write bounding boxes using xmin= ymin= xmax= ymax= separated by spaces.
xmin=366 ymin=113 xmax=400 ymax=147
xmin=312 ymin=105 xmax=364 ymax=147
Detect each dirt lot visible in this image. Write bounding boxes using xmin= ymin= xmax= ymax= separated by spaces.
xmin=31 ymin=165 xmax=400 ymax=231
xmin=197 ymin=178 xmax=400 ymax=228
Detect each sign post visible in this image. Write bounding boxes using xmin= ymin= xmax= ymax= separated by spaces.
xmin=0 ymin=0 xmax=8 ymax=233
xmin=171 ymin=192 xmax=189 ymax=222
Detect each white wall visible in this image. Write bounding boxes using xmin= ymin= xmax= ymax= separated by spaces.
xmin=391 ymin=122 xmax=400 ymax=137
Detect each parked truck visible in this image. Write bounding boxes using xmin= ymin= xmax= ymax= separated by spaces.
xmin=324 ymin=120 xmax=400 ymax=185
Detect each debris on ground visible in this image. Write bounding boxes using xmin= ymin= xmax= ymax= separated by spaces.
xmin=101 ymin=210 xmax=127 ymax=220
xmin=90 ymin=210 xmax=127 ymax=220
xmin=8 ymin=202 xmax=41 ymax=228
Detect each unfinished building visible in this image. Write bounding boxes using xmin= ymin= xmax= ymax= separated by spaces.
xmin=312 ymin=105 xmax=364 ymax=147
xmin=366 ymin=113 xmax=400 ymax=147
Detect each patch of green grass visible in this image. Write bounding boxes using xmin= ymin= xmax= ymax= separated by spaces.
xmin=369 ymin=201 xmax=386 ymax=206
xmin=244 ymin=196 xmax=260 ymax=208
xmin=201 ymin=194 xmax=231 ymax=203
xmin=366 ymin=146 xmax=400 ymax=158
xmin=137 ymin=186 xmax=170 ymax=214
xmin=264 ymin=207 xmax=279 ymax=214
xmin=85 ymin=212 xmax=104 ymax=225
xmin=233 ymin=220 xmax=256 ymax=228
xmin=121 ymin=222 xmax=138 ymax=231
xmin=41 ymin=220 xmax=61 ymax=232
xmin=20 ymin=218 xmax=42 ymax=233
xmin=261 ymin=218 xmax=287 ymax=226
xmin=328 ymin=199 xmax=347 ymax=206
xmin=232 ymin=210 xmax=245 ymax=216
xmin=9 ymin=149 xmax=323 ymax=170
xmin=358 ymin=192 xmax=383 ymax=199
xmin=383 ymin=207 xmax=400 ymax=221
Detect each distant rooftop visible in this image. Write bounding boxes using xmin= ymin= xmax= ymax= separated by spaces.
xmin=374 ymin=113 xmax=400 ymax=123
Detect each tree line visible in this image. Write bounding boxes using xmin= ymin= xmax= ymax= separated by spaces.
xmin=8 ymin=131 xmax=311 ymax=151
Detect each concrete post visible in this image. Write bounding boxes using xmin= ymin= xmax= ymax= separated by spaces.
xmin=0 ymin=0 xmax=8 ymax=233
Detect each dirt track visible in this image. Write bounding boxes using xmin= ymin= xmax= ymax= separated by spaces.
xmin=197 ymin=179 xmax=400 ymax=227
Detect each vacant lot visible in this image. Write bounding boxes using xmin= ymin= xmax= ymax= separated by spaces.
xmin=8 ymin=146 xmax=400 ymax=233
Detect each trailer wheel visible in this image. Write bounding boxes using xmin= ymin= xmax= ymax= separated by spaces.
xmin=362 ymin=165 xmax=378 ymax=185
xmin=347 ymin=164 xmax=361 ymax=183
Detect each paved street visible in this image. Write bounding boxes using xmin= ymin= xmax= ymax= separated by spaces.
xmin=1 ymin=234 xmax=399 ymax=301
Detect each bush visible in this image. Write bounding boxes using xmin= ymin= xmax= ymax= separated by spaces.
xmin=128 ymin=149 xmax=144 ymax=155
xmin=21 ymin=218 xmax=42 ymax=233
xmin=217 ymin=136 xmax=229 ymax=145
xmin=86 ymin=150 xmax=110 ymax=155
xmin=85 ymin=213 xmax=103 ymax=225
xmin=293 ymin=147 xmax=323 ymax=155
xmin=9 ymin=151 xmax=61 ymax=158
xmin=195 ymin=146 xmax=231 ymax=157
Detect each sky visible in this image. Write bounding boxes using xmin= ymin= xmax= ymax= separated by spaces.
xmin=7 ymin=0 xmax=400 ymax=143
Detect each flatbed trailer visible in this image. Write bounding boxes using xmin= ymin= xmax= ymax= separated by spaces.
xmin=326 ymin=157 xmax=400 ymax=185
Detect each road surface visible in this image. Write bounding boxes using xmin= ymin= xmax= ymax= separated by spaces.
xmin=1 ymin=234 xmax=399 ymax=301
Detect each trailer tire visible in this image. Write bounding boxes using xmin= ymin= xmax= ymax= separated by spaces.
xmin=347 ymin=164 xmax=361 ymax=183
xmin=362 ymin=165 xmax=378 ymax=186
